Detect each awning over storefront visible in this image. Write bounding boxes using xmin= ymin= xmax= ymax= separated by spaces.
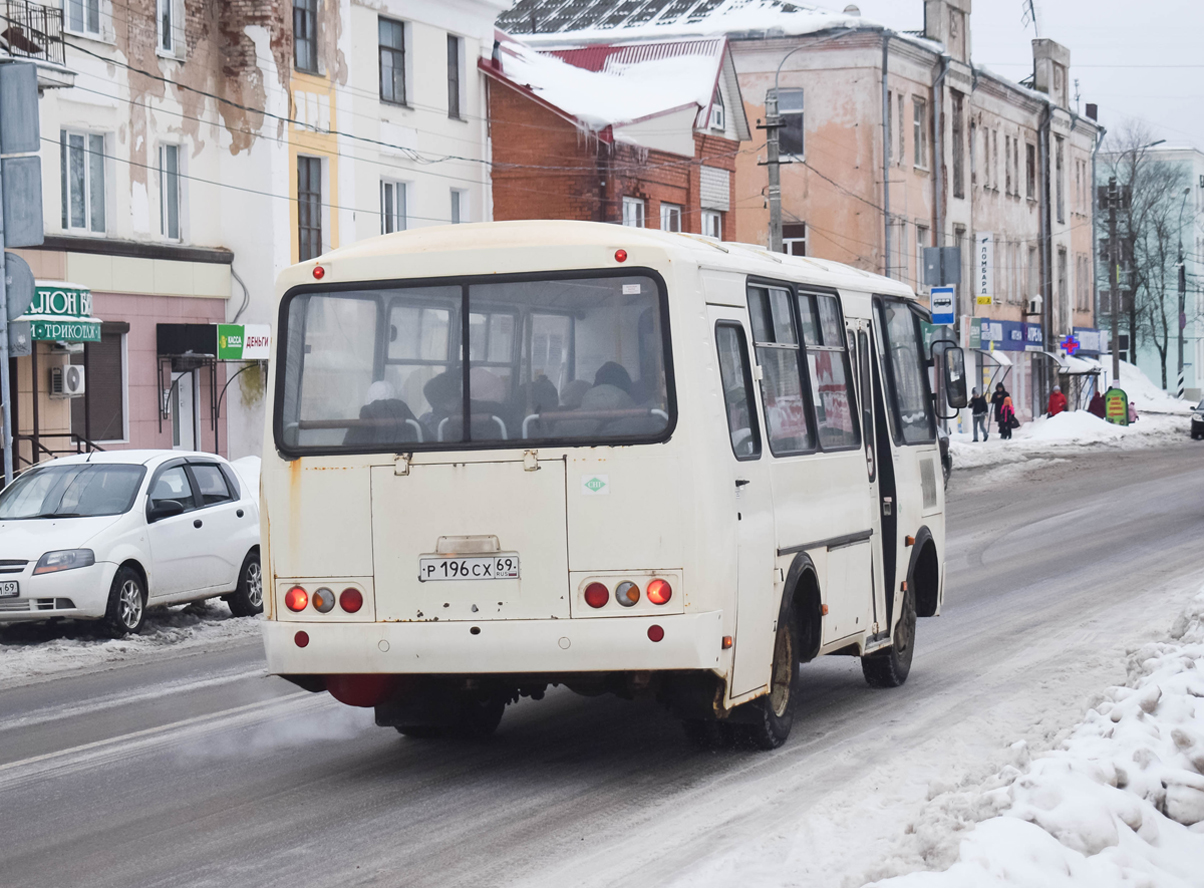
xmin=976 ymin=348 xmax=1013 ymax=366
xmin=16 ymin=282 xmax=103 ymax=342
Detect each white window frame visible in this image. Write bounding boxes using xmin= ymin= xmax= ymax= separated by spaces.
xmin=450 ymin=188 xmax=468 ymax=224
xmin=60 ymin=129 xmax=107 ymax=235
xmin=915 ymin=223 xmax=930 ymax=289
xmin=912 ymin=96 xmax=928 ymax=170
xmin=447 ymin=33 xmax=466 ymax=120
xmin=778 ymin=89 xmax=805 ymax=160
xmin=156 ymin=0 xmax=184 ymax=59
xmin=622 ymin=197 xmax=645 ymax=228
xmin=659 ymin=202 xmax=682 ymax=233
xmin=782 ymin=222 xmax=806 ymax=256
xmin=709 ymin=87 xmax=725 ymax=132
xmin=381 ymin=180 xmax=408 ymax=233
xmin=702 ymin=210 xmax=722 ymax=239
xmin=159 ymin=143 xmax=181 ymax=241
xmin=63 ymin=0 xmax=106 ymax=39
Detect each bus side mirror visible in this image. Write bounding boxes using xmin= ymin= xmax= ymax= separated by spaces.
xmin=943 ymin=346 xmax=968 ymax=410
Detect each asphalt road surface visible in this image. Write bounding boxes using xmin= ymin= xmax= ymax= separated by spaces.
xmin=2 ymin=442 xmax=1202 ymax=888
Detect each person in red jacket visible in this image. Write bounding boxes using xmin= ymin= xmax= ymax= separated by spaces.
xmin=1048 ymin=385 xmax=1068 ymax=417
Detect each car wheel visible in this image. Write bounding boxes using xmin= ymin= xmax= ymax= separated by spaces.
xmin=227 ymin=551 xmax=263 ymax=617
xmin=101 ymin=566 xmax=146 ymax=637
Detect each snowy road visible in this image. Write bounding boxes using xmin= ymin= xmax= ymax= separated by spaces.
xmin=2 ymin=443 xmax=1202 ymax=888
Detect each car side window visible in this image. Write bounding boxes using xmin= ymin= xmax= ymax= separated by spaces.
xmin=190 ymin=464 xmax=234 ymax=506
xmin=148 ymin=466 xmax=196 ymax=513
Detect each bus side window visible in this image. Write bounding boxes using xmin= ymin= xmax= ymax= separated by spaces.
xmin=747 ymin=284 xmax=813 ymax=454
xmin=715 ymin=323 xmax=761 ymax=460
xmin=801 ymin=293 xmax=860 ymax=450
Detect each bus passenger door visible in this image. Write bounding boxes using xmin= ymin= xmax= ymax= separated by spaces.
xmin=709 ymin=307 xmax=776 ymax=699
xmin=852 ymin=323 xmax=889 ymax=642
xmin=867 ymin=322 xmax=900 ymax=628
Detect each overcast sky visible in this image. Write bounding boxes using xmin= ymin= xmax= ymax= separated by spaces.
xmin=846 ymin=0 xmax=1204 ymax=151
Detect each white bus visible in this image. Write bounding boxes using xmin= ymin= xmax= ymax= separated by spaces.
xmin=260 ymin=221 xmax=967 ymax=749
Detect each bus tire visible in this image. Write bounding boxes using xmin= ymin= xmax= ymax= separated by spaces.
xmin=736 ymin=598 xmax=802 ymax=750
xmin=861 ymin=585 xmax=916 ymax=688
xmin=681 ymin=718 xmax=736 ymax=749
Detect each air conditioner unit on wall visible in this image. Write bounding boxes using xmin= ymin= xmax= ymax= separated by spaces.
xmin=1027 ymin=294 xmax=1043 ymax=316
xmin=50 ymin=365 xmax=85 ymax=398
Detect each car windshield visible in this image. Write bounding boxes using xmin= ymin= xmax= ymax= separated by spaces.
xmin=278 ymin=272 xmax=673 ymax=453
xmin=0 ymin=464 xmax=147 ymax=519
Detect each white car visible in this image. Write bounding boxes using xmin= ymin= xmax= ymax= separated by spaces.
xmin=0 ymin=450 xmax=261 ymax=635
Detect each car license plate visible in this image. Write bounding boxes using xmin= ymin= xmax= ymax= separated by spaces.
xmin=419 ymin=555 xmax=519 ymax=582
xmin=0 ymin=581 xmax=18 ymax=598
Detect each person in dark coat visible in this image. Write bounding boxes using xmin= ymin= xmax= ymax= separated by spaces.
xmin=990 ymin=382 xmax=1009 ymax=423
xmin=343 ymin=381 xmax=419 ymax=446
xmin=1087 ymin=389 xmax=1106 ymax=418
xmin=969 ymin=387 xmax=989 ymax=442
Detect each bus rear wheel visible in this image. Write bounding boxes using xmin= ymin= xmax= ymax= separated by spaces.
xmin=862 ymin=586 xmax=916 ymax=688
xmin=736 ymin=604 xmax=801 ymax=750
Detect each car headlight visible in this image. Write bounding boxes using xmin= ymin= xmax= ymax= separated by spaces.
xmin=33 ymin=549 xmax=96 ymax=575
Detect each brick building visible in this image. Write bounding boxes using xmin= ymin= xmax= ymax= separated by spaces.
xmin=484 ymin=33 xmax=750 ymax=237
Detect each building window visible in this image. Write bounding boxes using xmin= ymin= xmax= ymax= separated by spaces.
xmin=659 ymin=203 xmax=682 ymax=233
xmin=1026 ymin=142 xmax=1036 ymax=200
xmin=897 ymin=93 xmax=904 ymax=167
xmin=71 ymin=325 xmax=127 ymax=443
xmin=710 ymin=87 xmax=725 ymax=131
xmin=887 ymin=90 xmax=893 ymax=165
xmin=622 ymin=197 xmax=645 ymax=228
xmin=1028 ymin=245 xmax=1038 ymax=302
xmin=970 ymin=120 xmax=978 ymax=187
xmin=915 ymin=224 xmax=930 ymax=289
xmin=447 ymin=34 xmax=463 ymax=119
xmin=702 ymin=210 xmax=722 ymax=239
xmin=297 ymin=155 xmax=322 ymax=261
xmin=66 ymin=0 xmax=101 ymax=35
xmin=294 ymin=0 xmax=317 ymax=73
xmin=159 ymin=144 xmax=180 ymax=241
xmin=157 ymin=0 xmax=171 ymax=51
xmin=379 ymin=18 xmax=405 ymax=104
xmin=992 ymin=129 xmax=999 ymax=192
xmin=60 ymin=130 xmax=105 ymax=234
xmin=1057 ymin=247 xmax=1068 ymax=319
xmin=778 ymin=88 xmax=804 ymax=158
xmin=381 ymin=180 xmax=407 ymax=234
xmin=1055 ymin=136 xmax=1065 ymax=223
xmin=1013 ymin=137 xmax=1020 ymax=199
xmin=913 ymin=97 xmax=928 ymax=169
xmin=450 ymin=189 xmax=466 ymax=224
xmin=1005 ymin=135 xmax=1012 ymax=195
xmin=783 ymin=222 xmax=806 ymax=256
xmin=951 ymin=90 xmax=964 ymax=199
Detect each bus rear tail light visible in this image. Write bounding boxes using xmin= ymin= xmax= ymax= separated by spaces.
xmin=312 ymin=587 xmax=336 ymax=613
xmin=615 ymin=581 xmax=640 ymax=607
xmin=647 ymin=579 xmax=672 ymax=605
xmin=294 ymin=630 xmax=310 ymax=648
xmin=285 ymin=586 xmax=308 ymax=612
xmin=584 ymin=582 xmax=609 ymax=609
xmin=340 ymin=587 xmax=363 ymax=613
xmin=647 ymin=625 xmax=664 ymax=642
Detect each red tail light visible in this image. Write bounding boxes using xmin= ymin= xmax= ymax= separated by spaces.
xmin=584 ymin=582 xmax=609 ymax=609
xmin=647 ymin=579 xmax=672 ymax=605
xmin=647 ymin=625 xmax=664 ymax=642
xmin=340 ymin=587 xmax=363 ymax=613
xmin=294 ymin=630 xmax=310 ymax=647
xmin=285 ymin=586 xmax=308 ymax=612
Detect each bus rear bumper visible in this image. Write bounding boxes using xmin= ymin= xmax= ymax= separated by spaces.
xmin=263 ymin=611 xmax=725 ymax=675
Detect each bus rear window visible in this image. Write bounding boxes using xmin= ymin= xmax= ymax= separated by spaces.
xmin=277 ymin=272 xmax=673 ymax=453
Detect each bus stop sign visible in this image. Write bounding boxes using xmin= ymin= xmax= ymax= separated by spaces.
xmin=930 ymin=286 xmax=955 ymax=325
xmin=1104 ymin=386 xmax=1129 ymax=426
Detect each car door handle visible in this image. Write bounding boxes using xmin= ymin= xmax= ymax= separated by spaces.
xmin=735 ymin=479 xmax=751 ymax=488
xmin=193 ymin=519 xmax=203 ymax=528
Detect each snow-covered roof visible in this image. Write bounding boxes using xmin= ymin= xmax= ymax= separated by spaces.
xmin=486 ymin=30 xmax=733 ymax=135
xmin=498 ymin=0 xmax=868 ymax=41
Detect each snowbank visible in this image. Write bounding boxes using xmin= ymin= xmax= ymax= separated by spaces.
xmin=0 ymin=602 xmax=262 ymax=688
xmin=1101 ymin=358 xmax=1196 ymax=416
xmin=868 ymin=590 xmax=1204 ymax=888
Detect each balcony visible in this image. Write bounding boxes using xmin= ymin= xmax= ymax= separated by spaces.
xmin=1 ymin=0 xmax=73 ymax=87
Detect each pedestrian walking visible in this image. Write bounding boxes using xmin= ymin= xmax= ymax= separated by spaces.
xmin=969 ymin=387 xmax=989 ymax=442
xmin=1129 ymin=401 xmax=1139 ymax=423
xmin=1047 ymin=385 xmax=1067 ymax=417
xmin=990 ymin=382 xmax=1009 ymax=424
xmin=998 ymin=395 xmax=1017 ymax=440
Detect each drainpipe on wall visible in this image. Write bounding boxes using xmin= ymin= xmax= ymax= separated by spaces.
xmin=932 ymin=55 xmax=950 ymax=248
xmin=1038 ymin=102 xmax=1053 ymax=410
xmin=1090 ymin=121 xmax=1106 ymax=329
xmin=881 ymin=34 xmax=891 ymax=279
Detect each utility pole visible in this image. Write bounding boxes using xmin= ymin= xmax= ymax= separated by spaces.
xmin=1108 ymin=176 xmax=1121 ymax=383
xmin=764 ymin=88 xmax=783 ymax=254
xmin=1177 ymin=187 xmax=1190 ymax=399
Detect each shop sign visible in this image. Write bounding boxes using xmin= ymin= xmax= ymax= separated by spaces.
xmin=217 ymin=324 xmax=271 ymax=360
xmin=976 ymin=232 xmax=994 ymax=303
xmin=31 ymin=319 xmax=100 ymax=342
xmin=971 ymin=317 xmax=1043 ymax=352
xmin=27 ymin=284 xmax=93 ymax=319
xmin=1072 ymin=327 xmax=1106 ymax=355
xmin=1060 ymin=333 xmax=1081 ymax=356
xmin=1104 ymin=387 xmax=1129 ymax=426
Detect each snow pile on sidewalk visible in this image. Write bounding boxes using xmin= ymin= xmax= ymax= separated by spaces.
xmin=1103 ymin=359 xmax=1195 ymax=416
xmin=866 ymin=590 xmax=1204 ymax=888
xmin=0 ymin=603 xmax=262 ymax=688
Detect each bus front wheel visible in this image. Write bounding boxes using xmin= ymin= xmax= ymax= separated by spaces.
xmin=861 ymin=586 xmax=916 ymax=688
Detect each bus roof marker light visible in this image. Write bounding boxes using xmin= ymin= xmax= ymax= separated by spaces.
xmin=647 ymin=625 xmax=664 ymax=643
xmin=340 ymin=587 xmax=363 ymax=613
xmin=584 ymin=582 xmax=609 ymax=609
xmin=285 ymin=586 xmax=308 ymax=612
xmin=615 ymin=581 xmax=640 ymax=607
xmin=312 ymin=265 xmax=325 ymax=279
xmin=647 ymin=579 xmax=672 ymax=605
xmin=614 ymin=249 xmax=627 ymax=263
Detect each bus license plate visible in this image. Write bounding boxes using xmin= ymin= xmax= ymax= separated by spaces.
xmin=0 ymin=581 xmax=18 ymax=597
xmin=419 ymin=555 xmax=519 ymax=582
